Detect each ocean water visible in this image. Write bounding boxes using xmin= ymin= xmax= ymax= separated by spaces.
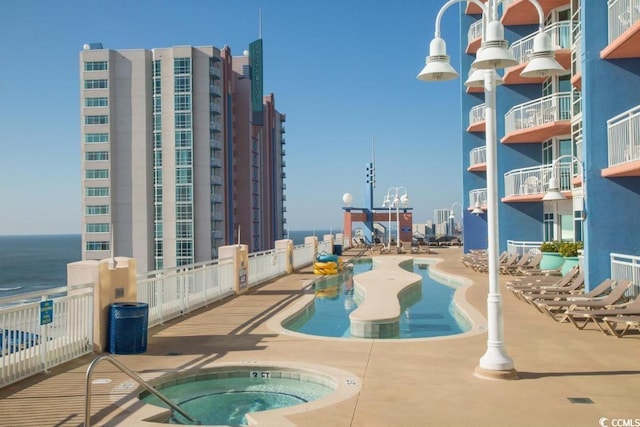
xmin=0 ymin=235 xmax=81 ymax=298
xmin=0 ymin=231 xmax=335 ymax=299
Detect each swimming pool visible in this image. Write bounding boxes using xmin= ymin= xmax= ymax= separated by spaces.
xmin=138 ymin=364 xmax=360 ymax=426
xmin=284 ymin=259 xmax=471 ymax=339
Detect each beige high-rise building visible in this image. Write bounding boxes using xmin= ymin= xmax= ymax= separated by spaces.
xmin=79 ymin=42 xmax=286 ymax=273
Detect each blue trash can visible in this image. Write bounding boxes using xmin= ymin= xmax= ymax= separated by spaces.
xmin=333 ymin=244 xmax=343 ymax=256
xmin=108 ymin=302 xmax=148 ymax=354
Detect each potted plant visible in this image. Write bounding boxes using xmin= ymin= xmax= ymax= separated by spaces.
xmin=538 ymin=241 xmax=564 ymax=271
xmin=559 ymin=241 xmax=583 ymax=276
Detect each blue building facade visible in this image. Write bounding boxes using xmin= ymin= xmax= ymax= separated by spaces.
xmin=459 ymin=0 xmax=640 ymax=289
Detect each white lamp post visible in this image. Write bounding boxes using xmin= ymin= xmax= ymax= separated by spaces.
xmin=449 ymin=201 xmax=463 ymax=237
xmin=383 ymin=187 xmax=409 ymax=250
xmin=418 ymin=0 xmax=565 ymax=379
xmin=542 ymin=155 xmax=585 ymax=203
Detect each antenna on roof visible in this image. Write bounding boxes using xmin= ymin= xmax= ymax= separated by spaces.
xmin=259 ymin=8 xmax=262 ymax=39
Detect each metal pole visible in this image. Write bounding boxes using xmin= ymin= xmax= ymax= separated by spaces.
xmin=478 ymin=70 xmax=515 ymax=373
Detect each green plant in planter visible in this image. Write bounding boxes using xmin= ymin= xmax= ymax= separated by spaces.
xmin=559 ymin=241 xmax=584 ymax=258
xmin=540 ymin=241 xmax=561 ymax=253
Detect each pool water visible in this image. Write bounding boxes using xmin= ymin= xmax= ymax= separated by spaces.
xmin=142 ymin=375 xmax=333 ymax=426
xmin=284 ymin=259 xmax=470 ymax=339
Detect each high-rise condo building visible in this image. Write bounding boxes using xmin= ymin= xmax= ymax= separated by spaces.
xmin=79 ymin=42 xmax=286 ymax=273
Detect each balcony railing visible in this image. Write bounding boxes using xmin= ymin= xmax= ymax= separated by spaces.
xmin=607 ymin=104 xmax=640 ymax=166
xmin=611 ymin=252 xmax=640 ymax=297
xmin=210 ymin=121 xmax=221 ymax=132
xmin=507 ymin=240 xmax=543 ymax=256
xmin=209 ymin=66 xmax=221 ymax=79
xmin=504 ymin=92 xmax=572 ymax=135
xmin=503 ymin=163 xmax=574 ymax=198
xmin=469 ymin=188 xmax=487 ymax=207
xmin=469 ymin=146 xmax=487 ymax=167
xmin=608 ymin=0 xmax=640 ymax=43
xmin=210 ymin=102 xmax=221 ymax=114
xmin=467 ymin=19 xmax=483 ymax=45
xmin=509 ymin=21 xmax=573 ymax=64
xmin=209 ymin=84 xmax=222 ymax=97
xmin=210 ymin=136 xmax=222 ymax=150
xmin=469 ymin=103 xmax=486 ymax=127
xmin=210 ymin=157 xmax=223 ymax=168
xmin=211 ymin=175 xmax=223 ymax=185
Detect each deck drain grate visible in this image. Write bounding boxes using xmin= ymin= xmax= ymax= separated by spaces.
xmin=166 ymin=352 xmax=183 ymax=356
xmin=567 ymin=397 xmax=594 ymax=404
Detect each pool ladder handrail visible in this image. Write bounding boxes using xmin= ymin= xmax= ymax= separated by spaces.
xmin=84 ymin=354 xmax=198 ymax=426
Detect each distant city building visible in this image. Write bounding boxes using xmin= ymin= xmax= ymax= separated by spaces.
xmin=433 ymin=209 xmax=452 ymax=236
xmin=80 ymin=42 xmax=286 ymax=272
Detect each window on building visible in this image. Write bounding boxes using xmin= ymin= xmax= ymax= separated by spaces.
xmin=176 ymin=168 xmax=192 ymax=184
xmin=153 ymin=79 xmax=162 ymax=95
xmin=174 ymin=58 xmax=191 ymax=74
xmin=85 ymin=205 xmax=109 ymax=215
xmin=86 ymin=223 xmax=110 ymax=233
xmin=85 ymin=133 xmax=109 ymax=143
xmin=174 ymin=94 xmax=191 ymax=111
xmin=174 ymin=76 xmax=191 ymax=93
xmin=153 ymin=60 xmax=161 ymax=78
xmin=85 ymin=115 xmax=109 ymax=125
xmin=175 ymin=130 xmax=192 ymax=147
xmin=543 ymin=212 xmax=554 ymax=241
xmin=84 ymin=61 xmax=108 ymax=71
xmin=176 ymin=222 xmax=193 ymax=238
xmin=85 ymin=151 xmax=109 ymax=161
xmin=175 ymin=149 xmax=192 ymax=166
xmin=85 ymin=187 xmax=109 ymax=197
xmin=84 ymin=97 xmax=108 ymax=107
xmin=86 ymin=241 xmax=110 ymax=251
xmin=84 ymin=79 xmax=108 ymax=89
xmin=175 ymin=185 xmax=192 ymax=202
xmin=85 ymin=169 xmax=109 ymax=179
xmin=175 ymin=112 xmax=192 ymax=129
xmin=176 ymin=204 xmax=192 ymax=220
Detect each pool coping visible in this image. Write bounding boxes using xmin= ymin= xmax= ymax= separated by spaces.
xmin=266 ymin=256 xmax=486 ymax=342
xmin=105 ymin=361 xmax=361 ymax=426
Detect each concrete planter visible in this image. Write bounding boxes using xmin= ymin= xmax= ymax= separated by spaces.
xmin=540 ymin=252 xmax=564 ymax=271
xmin=561 ymin=256 xmax=580 ymax=276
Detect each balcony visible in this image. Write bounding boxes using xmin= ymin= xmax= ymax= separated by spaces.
xmin=602 ymin=104 xmax=640 ymax=177
xmin=211 ymin=175 xmax=223 ymax=185
xmin=210 ymin=120 xmax=222 ymax=133
xmin=468 ymin=188 xmax=487 ymax=211
xmin=502 ymin=92 xmax=572 ymax=144
xmin=211 ymin=194 xmax=223 ymax=204
xmin=209 ymin=66 xmax=221 ymax=79
xmin=210 ymin=157 xmax=223 ymax=168
xmin=465 ymin=0 xmax=487 ymax=15
xmin=601 ymin=0 xmax=640 ymax=59
xmin=210 ymin=102 xmax=221 ymax=115
xmin=468 ymin=103 xmax=486 ymax=133
xmin=503 ymin=163 xmax=575 ymax=202
xmin=210 ymin=136 xmax=222 ymax=150
xmin=209 ymin=84 xmax=222 ymax=97
xmin=468 ymin=146 xmax=487 ymax=172
xmin=467 ymin=19 xmax=483 ymax=54
xmin=503 ymin=21 xmax=573 ymax=85
xmin=501 ymin=0 xmax=570 ymax=26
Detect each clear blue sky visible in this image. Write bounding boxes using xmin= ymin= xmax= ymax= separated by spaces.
xmin=0 ymin=0 xmax=464 ymax=235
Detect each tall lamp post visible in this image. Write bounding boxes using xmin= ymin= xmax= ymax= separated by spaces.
xmin=449 ymin=201 xmax=463 ymax=238
xmin=382 ymin=187 xmax=409 ymax=250
xmin=418 ymin=0 xmax=565 ymax=379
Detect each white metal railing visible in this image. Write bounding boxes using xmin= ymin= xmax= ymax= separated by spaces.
xmin=248 ymin=248 xmax=288 ymax=288
xmin=1 ymin=284 xmax=94 ymax=387
xmin=610 ymin=252 xmax=640 ymax=297
xmin=293 ymin=243 xmax=314 ymax=270
xmin=509 ymin=21 xmax=573 ymax=64
xmin=318 ymin=239 xmax=332 ymax=255
xmin=607 ymin=104 xmax=640 ymax=167
xmin=210 ymin=102 xmax=221 ymax=114
xmin=468 ymin=19 xmax=483 ymax=45
xmin=469 ymin=188 xmax=487 ymax=207
xmin=507 ymin=240 xmax=543 ymax=256
xmin=137 ymin=258 xmax=235 ymax=328
xmin=210 ymin=136 xmax=222 ymax=150
xmin=504 ymin=92 xmax=572 ymax=135
xmin=607 ymin=0 xmax=640 ymax=43
xmin=209 ymin=66 xmax=221 ymax=79
xmin=469 ymin=103 xmax=486 ymax=128
xmin=504 ymin=163 xmax=575 ymax=197
xmin=470 ymin=146 xmax=487 ymax=167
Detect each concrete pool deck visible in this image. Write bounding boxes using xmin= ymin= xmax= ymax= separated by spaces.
xmin=1 ymin=246 xmax=639 ymax=426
